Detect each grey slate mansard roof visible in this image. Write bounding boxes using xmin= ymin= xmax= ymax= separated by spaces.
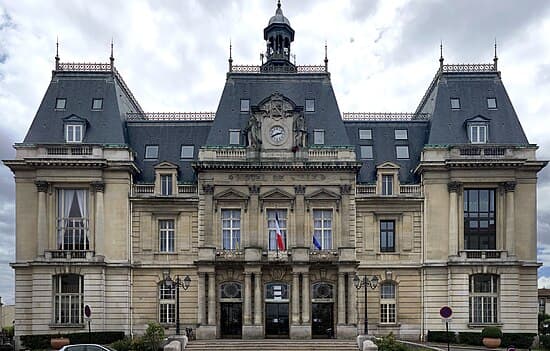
xmin=20 ymin=2 xmax=532 ymax=186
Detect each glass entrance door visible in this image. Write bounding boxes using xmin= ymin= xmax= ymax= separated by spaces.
xmin=265 ymin=303 xmax=289 ymax=338
xmin=312 ymin=303 xmax=334 ymax=338
xmin=220 ymin=302 xmax=242 ymax=338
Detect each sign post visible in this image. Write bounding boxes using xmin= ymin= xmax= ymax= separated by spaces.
xmin=84 ymin=305 xmax=92 ymax=343
xmin=439 ymin=306 xmax=453 ymax=351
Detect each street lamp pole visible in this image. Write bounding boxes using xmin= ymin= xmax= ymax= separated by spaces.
xmin=164 ymin=273 xmax=191 ymax=335
xmin=353 ymin=274 xmax=379 ymax=335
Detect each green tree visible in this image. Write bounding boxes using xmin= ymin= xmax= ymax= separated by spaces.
xmin=141 ymin=322 xmax=165 ymax=351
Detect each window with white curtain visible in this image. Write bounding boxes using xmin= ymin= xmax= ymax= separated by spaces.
xmin=57 ymin=189 xmax=89 ymax=250
xmin=222 ymin=209 xmax=241 ymax=250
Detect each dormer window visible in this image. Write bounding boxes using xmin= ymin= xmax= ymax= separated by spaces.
xmin=314 ymin=129 xmax=325 ymax=145
xmin=305 ymin=99 xmax=315 ymax=112
xmin=240 ymin=99 xmax=250 ymax=112
xmin=487 ymin=97 xmax=497 ymax=110
xmin=229 ymin=130 xmax=241 ymax=145
xmin=394 ymin=129 xmax=408 ymax=140
xmin=396 ymin=146 xmax=409 ymax=159
xmin=469 ymin=124 xmax=487 ymax=144
xmin=359 ymin=129 xmax=372 ymax=140
xmin=91 ymin=98 xmax=103 ymax=110
xmin=360 ymin=145 xmax=373 ymax=159
xmin=65 ymin=124 xmax=83 ymax=143
xmin=56 ymin=98 xmax=66 ymax=110
xmin=145 ymin=145 xmax=159 ymax=160
xmin=450 ymin=98 xmax=460 ymax=110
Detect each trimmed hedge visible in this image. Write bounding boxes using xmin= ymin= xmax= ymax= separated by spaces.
xmin=427 ymin=330 xmax=536 ymax=349
xmin=21 ymin=331 xmax=125 ymax=350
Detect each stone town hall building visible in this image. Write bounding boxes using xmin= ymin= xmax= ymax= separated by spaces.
xmin=4 ymin=2 xmax=546 ymax=346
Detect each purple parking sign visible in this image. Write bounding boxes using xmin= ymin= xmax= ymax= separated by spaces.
xmin=440 ymin=306 xmax=452 ymax=319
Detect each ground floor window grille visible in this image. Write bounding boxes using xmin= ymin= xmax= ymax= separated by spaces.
xmin=469 ymin=274 xmax=498 ymax=324
xmin=159 ymin=281 xmax=176 ymax=324
xmin=380 ymin=282 xmax=396 ymax=323
xmin=53 ymin=274 xmax=83 ymax=324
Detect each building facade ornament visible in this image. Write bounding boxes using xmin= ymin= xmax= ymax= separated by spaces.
xmin=35 ymin=180 xmax=49 ymax=192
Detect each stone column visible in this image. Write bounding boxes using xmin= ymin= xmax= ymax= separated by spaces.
xmin=294 ymin=185 xmax=306 ymax=247
xmin=337 ymin=272 xmax=346 ymax=325
xmin=254 ymin=271 xmax=263 ymax=325
xmin=348 ymin=274 xmax=357 ymax=326
xmin=505 ymin=182 xmax=516 ymax=256
xmin=35 ymin=181 xmax=48 ymax=256
xmin=244 ymin=272 xmax=252 ymax=325
xmin=207 ymin=272 xmax=216 ymax=325
xmin=292 ymin=272 xmax=300 ymax=324
xmin=202 ymin=185 xmax=214 ymax=245
xmin=92 ymin=182 xmax=105 ymax=255
xmin=301 ymin=271 xmax=310 ymax=324
xmin=197 ymin=272 xmax=206 ymax=325
xmin=248 ymin=185 xmax=260 ymax=247
xmin=448 ymin=182 xmax=460 ymax=257
xmin=340 ymin=185 xmax=352 ymax=247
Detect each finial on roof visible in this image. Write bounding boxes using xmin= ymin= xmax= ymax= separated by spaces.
xmin=110 ymin=38 xmax=115 ymax=70
xmin=439 ymin=41 xmax=444 ymax=70
xmin=55 ymin=37 xmax=60 ymax=70
xmin=228 ymin=39 xmax=233 ymax=72
xmin=324 ymin=40 xmax=328 ymax=71
xmin=277 ymin=0 xmax=281 ymax=9
xmin=493 ymin=38 xmax=498 ymax=71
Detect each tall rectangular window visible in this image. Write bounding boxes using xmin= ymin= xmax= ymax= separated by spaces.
xmin=222 ymin=209 xmax=241 ymax=250
xmin=240 ymin=99 xmax=250 ymax=112
xmin=53 ymin=274 xmax=83 ymax=325
xmin=229 ymin=130 xmax=241 ymax=145
xmin=159 ymin=281 xmax=176 ymax=324
xmin=394 ymin=129 xmax=408 ymax=140
xmin=359 ymin=129 xmax=372 ymax=140
xmin=66 ymin=124 xmax=83 ymax=143
xmin=145 ymin=145 xmax=159 ymax=159
xmin=380 ymin=220 xmax=395 ymax=252
xmin=464 ymin=189 xmax=495 ymax=250
xmin=382 ymin=175 xmax=393 ymax=195
xmin=267 ymin=209 xmax=287 ymax=251
xmin=313 ymin=210 xmax=332 ymax=250
xmin=161 ymin=174 xmax=173 ymax=196
xmin=380 ymin=282 xmax=396 ymax=323
xmin=470 ymin=124 xmax=487 ymax=144
xmin=469 ymin=274 xmax=499 ymax=324
xmin=159 ymin=220 xmax=175 ymax=252
xmin=360 ymin=145 xmax=373 ymax=159
xmin=305 ymin=99 xmax=315 ymax=112
xmin=57 ymin=189 xmax=89 ymax=251
xmin=314 ymin=129 xmax=325 ymax=145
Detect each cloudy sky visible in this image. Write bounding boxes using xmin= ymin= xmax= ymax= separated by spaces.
xmin=1 ymin=0 xmax=550 ymax=305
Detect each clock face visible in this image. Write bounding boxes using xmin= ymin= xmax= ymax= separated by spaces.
xmin=270 ymin=125 xmax=286 ymax=143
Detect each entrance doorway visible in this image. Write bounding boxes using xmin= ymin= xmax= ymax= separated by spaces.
xmin=265 ymin=302 xmax=289 ymax=338
xmin=312 ymin=303 xmax=334 ymax=338
xmin=220 ymin=302 xmax=242 ymax=338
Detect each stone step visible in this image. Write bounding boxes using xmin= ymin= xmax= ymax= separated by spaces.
xmin=185 ymin=339 xmax=358 ymax=351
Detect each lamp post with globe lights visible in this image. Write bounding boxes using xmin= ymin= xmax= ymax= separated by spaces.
xmin=353 ymin=274 xmax=379 ymax=335
xmin=163 ymin=272 xmax=191 ymax=335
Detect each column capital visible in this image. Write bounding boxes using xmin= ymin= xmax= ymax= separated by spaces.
xmin=92 ymin=181 xmax=105 ymax=192
xmin=504 ymin=181 xmax=516 ymax=192
xmin=202 ymin=184 xmax=214 ymax=194
xmin=340 ymin=184 xmax=352 ymax=195
xmin=35 ymin=180 xmax=49 ymax=192
xmin=447 ymin=181 xmax=462 ymax=193
xmin=294 ymin=185 xmax=306 ymax=194
xmin=249 ymin=185 xmax=260 ymax=194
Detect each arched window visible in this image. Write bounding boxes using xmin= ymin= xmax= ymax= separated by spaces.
xmin=469 ymin=274 xmax=499 ymax=324
xmin=159 ymin=281 xmax=175 ymax=324
xmin=220 ymin=282 xmax=242 ymax=299
xmin=53 ymin=274 xmax=84 ymax=325
xmin=380 ymin=282 xmax=396 ymax=324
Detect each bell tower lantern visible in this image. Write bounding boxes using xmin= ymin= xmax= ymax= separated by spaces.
xmin=263 ymin=1 xmax=295 ymax=70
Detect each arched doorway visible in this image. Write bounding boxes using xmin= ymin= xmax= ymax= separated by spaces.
xmin=311 ymin=282 xmax=334 ymax=338
xmin=220 ymin=282 xmax=243 ymax=338
xmin=265 ymin=282 xmax=289 ymax=338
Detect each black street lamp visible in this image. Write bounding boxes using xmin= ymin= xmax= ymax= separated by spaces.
xmin=163 ymin=272 xmax=191 ymax=335
xmin=353 ymin=274 xmax=379 ymax=335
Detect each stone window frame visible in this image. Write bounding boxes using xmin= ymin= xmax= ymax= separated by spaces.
xmin=469 ymin=274 xmax=499 ymax=324
xmin=380 ymin=220 xmax=396 ymax=253
xmin=154 ymin=162 xmax=178 ymax=196
xmin=56 ymin=187 xmax=90 ymax=251
xmin=312 ymin=208 xmax=333 ymax=250
xmin=266 ymin=208 xmax=288 ymax=252
xmin=379 ymin=281 xmax=397 ymax=324
xmin=221 ymin=208 xmax=242 ymax=250
xmin=376 ymin=163 xmax=400 ymax=196
xmin=158 ymin=219 xmax=176 ymax=253
xmin=52 ymin=273 xmax=84 ymax=326
xmin=158 ymin=280 xmax=176 ymax=325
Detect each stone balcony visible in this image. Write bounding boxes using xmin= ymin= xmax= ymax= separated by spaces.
xmin=197 ymin=146 xmax=357 ymax=163
xmin=449 ymin=250 xmax=510 ymax=263
xmin=41 ymin=250 xmax=101 ymax=262
xmin=356 ymin=184 xmax=422 ymax=197
xmin=132 ymin=183 xmax=198 ymax=197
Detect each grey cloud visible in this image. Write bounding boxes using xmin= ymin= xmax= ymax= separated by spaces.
xmin=350 ymin=0 xmax=380 ymax=21
xmin=536 ymin=64 xmax=550 ymax=86
xmin=393 ymin=0 xmax=550 ymax=64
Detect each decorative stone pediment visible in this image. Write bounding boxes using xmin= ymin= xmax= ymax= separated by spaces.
xmin=465 ymin=114 xmax=491 ymax=123
xmin=213 ymin=188 xmax=250 ymax=212
xmin=154 ymin=161 xmax=178 ymax=170
xmin=62 ymin=114 xmax=88 ymax=124
xmin=259 ymin=188 xmax=295 ymax=211
xmin=376 ymin=161 xmax=400 ymax=170
xmin=305 ymin=188 xmax=341 ymax=212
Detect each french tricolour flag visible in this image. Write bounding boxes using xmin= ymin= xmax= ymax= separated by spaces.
xmin=275 ymin=212 xmax=285 ymax=251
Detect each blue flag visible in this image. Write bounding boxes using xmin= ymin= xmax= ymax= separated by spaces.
xmin=313 ymin=235 xmax=322 ymax=250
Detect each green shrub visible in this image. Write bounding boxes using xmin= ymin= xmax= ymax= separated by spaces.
xmin=481 ymin=326 xmax=502 ymax=339
xmin=141 ymin=322 xmax=165 ymax=351
xmin=500 ymin=333 xmax=536 ymax=349
xmin=457 ymin=332 xmax=482 ymax=346
xmin=2 ymin=326 xmax=14 ymax=339
xmin=110 ymin=338 xmax=132 ymax=351
xmin=541 ymin=334 xmax=550 ymax=350
xmin=374 ymin=333 xmax=407 ymax=351
xmin=426 ymin=330 xmax=457 ymax=343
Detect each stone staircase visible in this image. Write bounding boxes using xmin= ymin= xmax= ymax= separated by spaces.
xmin=186 ymin=339 xmax=358 ymax=351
